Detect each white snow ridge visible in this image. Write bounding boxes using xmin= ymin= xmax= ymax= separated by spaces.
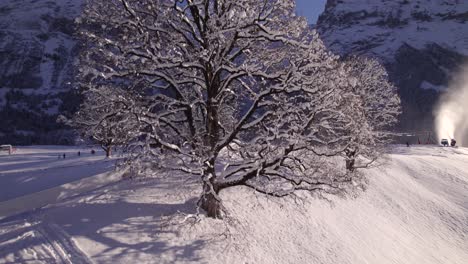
xmin=0 ymin=145 xmax=467 ymax=263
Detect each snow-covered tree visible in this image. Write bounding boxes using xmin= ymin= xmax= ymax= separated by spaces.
xmin=340 ymin=57 xmax=401 ymax=171
xmin=77 ymin=0 xmax=399 ymax=218
xmin=71 ymin=87 xmax=137 ymax=158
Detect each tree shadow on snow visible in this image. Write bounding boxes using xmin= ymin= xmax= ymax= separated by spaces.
xmin=0 ymin=198 xmax=206 ymax=263
xmin=40 ymin=197 xmax=206 ymax=262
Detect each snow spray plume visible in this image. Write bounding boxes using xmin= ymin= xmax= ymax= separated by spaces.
xmin=435 ymin=63 xmax=468 ymax=146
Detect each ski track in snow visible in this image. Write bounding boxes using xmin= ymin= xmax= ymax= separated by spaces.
xmin=0 ymin=145 xmax=467 ymax=263
xmin=0 ymin=214 xmax=92 ymax=264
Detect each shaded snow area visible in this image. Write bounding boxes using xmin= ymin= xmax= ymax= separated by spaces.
xmin=1 ymin=146 xmax=467 ymax=263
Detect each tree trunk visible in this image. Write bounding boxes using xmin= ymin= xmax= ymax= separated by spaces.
xmin=200 ymin=186 xmax=223 ymax=219
xmin=205 ymin=64 xmax=221 ymax=149
xmin=345 ymin=149 xmax=356 ymax=172
xmin=346 ymin=158 xmax=355 ymax=172
xmin=206 ymin=100 xmax=220 ymax=148
xmin=105 ymin=147 xmax=111 ymax=158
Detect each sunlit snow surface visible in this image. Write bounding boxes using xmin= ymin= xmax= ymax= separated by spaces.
xmin=0 ymin=146 xmax=115 ymax=202
xmin=0 ymin=145 xmax=467 ymax=263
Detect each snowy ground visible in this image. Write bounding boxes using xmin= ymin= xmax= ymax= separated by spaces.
xmin=0 ymin=146 xmax=119 ymax=220
xmin=0 ymin=145 xmax=467 ymax=263
xmin=0 ymin=146 xmax=115 ymax=202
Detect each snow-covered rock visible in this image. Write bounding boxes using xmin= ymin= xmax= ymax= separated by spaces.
xmin=317 ymin=0 xmax=468 ymax=131
xmin=0 ymin=0 xmax=83 ymax=145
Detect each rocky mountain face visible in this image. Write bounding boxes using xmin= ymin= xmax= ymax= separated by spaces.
xmin=1 ymin=0 xmax=467 ymax=144
xmin=0 ymin=0 xmax=83 ymax=145
xmin=317 ymin=0 xmax=468 ymax=132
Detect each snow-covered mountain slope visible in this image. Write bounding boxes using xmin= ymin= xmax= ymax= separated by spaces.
xmin=0 ymin=145 xmax=467 ymax=263
xmin=0 ymin=0 xmax=83 ymax=145
xmin=318 ymin=0 xmax=468 ymax=58
xmin=317 ymin=0 xmax=468 ymax=131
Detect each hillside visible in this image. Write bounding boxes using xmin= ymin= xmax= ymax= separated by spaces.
xmin=0 ymin=0 xmax=83 ymax=145
xmin=317 ymin=0 xmax=468 ymax=131
xmin=2 ymin=0 xmax=467 ymax=143
xmin=0 ymin=145 xmax=467 ymax=263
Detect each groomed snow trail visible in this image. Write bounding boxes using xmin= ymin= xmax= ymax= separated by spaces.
xmin=0 ymin=145 xmax=467 ymax=263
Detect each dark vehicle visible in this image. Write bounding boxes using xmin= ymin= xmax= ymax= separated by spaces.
xmin=441 ymin=139 xmax=449 ymax=146
xmin=451 ymin=139 xmax=457 ymax=147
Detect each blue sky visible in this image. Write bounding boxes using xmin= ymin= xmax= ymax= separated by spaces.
xmin=295 ymin=0 xmax=327 ymax=24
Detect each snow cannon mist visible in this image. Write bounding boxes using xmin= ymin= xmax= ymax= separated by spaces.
xmin=435 ymin=64 xmax=468 ymax=147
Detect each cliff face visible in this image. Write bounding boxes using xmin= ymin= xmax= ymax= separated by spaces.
xmin=0 ymin=0 xmax=83 ymax=145
xmin=317 ymin=0 xmax=468 ymax=131
xmin=1 ymin=0 xmax=467 ymax=143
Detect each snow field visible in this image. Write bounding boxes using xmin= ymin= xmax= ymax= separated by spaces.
xmin=0 ymin=146 xmax=120 ymax=220
xmin=0 ymin=145 xmax=467 ymax=263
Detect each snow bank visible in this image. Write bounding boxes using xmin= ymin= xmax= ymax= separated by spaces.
xmin=0 ymin=146 xmax=467 ymax=263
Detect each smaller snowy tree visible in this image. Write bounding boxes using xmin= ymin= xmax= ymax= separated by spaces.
xmin=71 ymin=87 xmax=137 ymax=158
xmin=340 ymin=57 xmax=401 ymax=171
